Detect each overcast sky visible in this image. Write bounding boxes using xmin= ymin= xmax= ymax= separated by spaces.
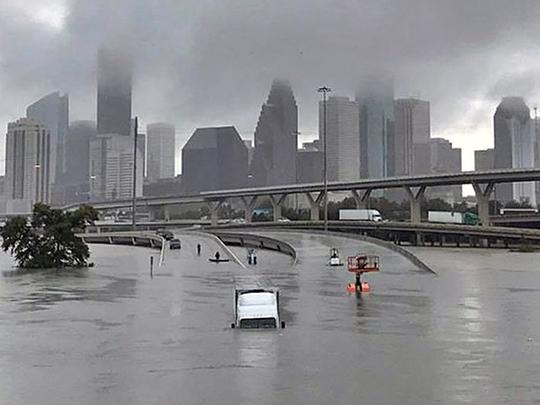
xmin=2 ymin=0 xmax=540 ymax=177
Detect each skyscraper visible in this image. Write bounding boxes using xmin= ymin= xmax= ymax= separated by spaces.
xmin=5 ymin=118 xmax=51 ymax=214
xmin=182 ymin=126 xmax=248 ymax=192
xmin=394 ymin=98 xmax=431 ymax=176
xmin=92 ymin=44 xmax=135 ymax=200
xmin=494 ymin=97 xmax=536 ymax=205
xmin=26 ymin=91 xmax=68 ymax=183
xmin=89 ymin=135 xmax=143 ymax=200
xmin=251 ymin=80 xmax=298 ymax=186
xmin=97 ymin=46 xmax=132 ymax=137
xmin=429 ymin=138 xmax=462 ymax=203
xmin=319 ymin=96 xmax=360 ymax=181
xmin=474 ymin=148 xmax=494 ymax=171
xmin=356 ymin=75 xmax=395 ymax=179
xmin=147 ymin=122 xmax=175 ymax=181
xmin=52 ymin=120 xmax=97 ymax=204
xmin=65 ymin=121 xmax=96 ymax=187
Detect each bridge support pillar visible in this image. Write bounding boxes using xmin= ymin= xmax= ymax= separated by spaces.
xmin=305 ymin=192 xmax=325 ymax=221
xmin=241 ymin=196 xmax=258 ymax=223
xmin=270 ymin=194 xmax=287 ymax=221
xmin=148 ymin=207 xmax=158 ymax=222
xmin=403 ymin=185 xmax=426 ymax=224
xmin=351 ymin=189 xmax=372 ymax=209
xmin=163 ymin=206 xmax=171 ymax=222
xmin=472 ymin=182 xmax=494 ymax=227
xmin=208 ymin=199 xmax=224 ymax=227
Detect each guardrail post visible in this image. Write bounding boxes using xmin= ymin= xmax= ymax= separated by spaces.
xmin=305 ymin=192 xmax=324 ymax=221
xmin=403 ymin=185 xmax=426 ymax=224
xmin=270 ymin=194 xmax=287 ymax=221
xmin=472 ymin=182 xmax=494 ymax=227
xmin=351 ymin=189 xmax=372 ymax=209
xmin=240 ymin=196 xmax=258 ymax=223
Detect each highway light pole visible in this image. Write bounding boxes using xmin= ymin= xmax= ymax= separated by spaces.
xmin=318 ymin=86 xmax=331 ymax=231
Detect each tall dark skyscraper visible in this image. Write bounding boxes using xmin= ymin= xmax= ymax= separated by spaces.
xmin=65 ymin=121 xmax=96 ymax=186
xmin=356 ymin=75 xmax=395 ymax=179
xmin=394 ymin=98 xmax=431 ymax=176
xmin=182 ymin=126 xmax=248 ymax=192
xmin=251 ymin=80 xmax=298 ymax=186
xmin=97 ymin=45 xmax=132 ymax=136
xmin=494 ymin=97 xmax=536 ymax=205
xmin=26 ymin=91 xmax=68 ymax=183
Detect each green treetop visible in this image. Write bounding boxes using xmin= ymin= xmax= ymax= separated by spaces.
xmin=1 ymin=203 xmax=98 ymax=269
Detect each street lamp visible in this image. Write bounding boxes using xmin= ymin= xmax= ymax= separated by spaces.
xmin=318 ymin=86 xmax=331 ymax=231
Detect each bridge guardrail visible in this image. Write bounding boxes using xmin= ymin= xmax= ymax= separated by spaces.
xmin=77 ymin=231 xmax=166 ymax=266
xmin=207 ymin=231 xmax=297 ymax=263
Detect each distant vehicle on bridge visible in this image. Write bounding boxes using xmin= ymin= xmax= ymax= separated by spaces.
xmin=428 ymin=211 xmax=479 ymax=225
xmin=339 ymin=209 xmax=382 ymax=221
xmin=499 ymin=207 xmax=538 ymax=215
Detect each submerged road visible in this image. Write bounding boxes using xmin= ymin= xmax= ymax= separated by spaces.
xmin=1 ymin=231 xmax=540 ymax=404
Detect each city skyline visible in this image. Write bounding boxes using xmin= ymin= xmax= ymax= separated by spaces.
xmin=4 ymin=1 xmax=540 ymax=176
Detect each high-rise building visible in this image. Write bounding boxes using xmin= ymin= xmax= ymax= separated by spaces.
xmin=51 ymin=120 xmax=97 ymax=204
xmin=65 ymin=121 xmax=96 ymax=186
xmin=429 ymin=138 xmax=462 ymax=203
xmin=356 ymin=75 xmax=395 ymax=178
xmin=494 ymin=97 xmax=536 ymax=205
xmin=89 ymin=134 xmax=143 ymax=200
xmin=146 ymin=122 xmax=175 ymax=181
xmin=297 ymin=149 xmax=323 ymax=184
xmin=5 ymin=118 xmax=52 ymax=214
xmin=474 ymin=148 xmax=494 ymax=171
xmin=182 ymin=126 xmax=248 ymax=192
xmin=251 ymin=80 xmax=298 ymax=186
xmin=92 ymin=45 xmax=136 ymax=200
xmin=243 ymin=140 xmax=254 ymax=169
xmin=97 ymin=46 xmax=132 ymax=137
xmin=394 ymin=98 xmax=431 ymax=176
xmin=319 ymin=96 xmax=360 ymax=181
xmin=26 ymin=91 xmax=68 ymax=183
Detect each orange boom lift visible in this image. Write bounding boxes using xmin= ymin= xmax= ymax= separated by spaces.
xmin=346 ymin=255 xmax=380 ymax=293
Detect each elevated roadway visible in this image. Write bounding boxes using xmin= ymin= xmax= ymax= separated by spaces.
xmin=62 ymin=168 xmax=540 ymax=227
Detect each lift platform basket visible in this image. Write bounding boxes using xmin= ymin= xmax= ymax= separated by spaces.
xmin=347 ymin=255 xmax=380 ymax=273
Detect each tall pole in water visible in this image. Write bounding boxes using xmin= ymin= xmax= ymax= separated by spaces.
xmin=318 ymin=86 xmax=331 ymax=231
xmin=132 ymin=116 xmax=138 ymax=231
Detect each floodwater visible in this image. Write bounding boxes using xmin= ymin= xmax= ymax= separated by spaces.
xmin=1 ymin=231 xmax=540 ymax=404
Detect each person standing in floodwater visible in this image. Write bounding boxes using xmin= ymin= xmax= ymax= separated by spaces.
xmin=197 ymin=243 xmax=201 ymax=256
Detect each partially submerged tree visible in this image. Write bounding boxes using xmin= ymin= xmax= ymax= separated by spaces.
xmin=1 ymin=203 xmax=98 ymax=269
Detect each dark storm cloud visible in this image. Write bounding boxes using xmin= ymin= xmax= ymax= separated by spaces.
xmin=2 ymin=0 xmax=540 ymax=169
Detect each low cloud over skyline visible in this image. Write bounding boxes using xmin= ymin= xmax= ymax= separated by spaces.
xmin=2 ymin=0 xmax=540 ymax=172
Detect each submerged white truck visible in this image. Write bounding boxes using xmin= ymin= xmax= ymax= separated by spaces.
xmin=231 ymin=276 xmax=285 ymax=329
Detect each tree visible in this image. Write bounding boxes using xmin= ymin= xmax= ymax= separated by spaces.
xmin=1 ymin=203 xmax=98 ymax=269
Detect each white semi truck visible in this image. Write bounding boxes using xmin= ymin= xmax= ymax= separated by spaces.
xmin=339 ymin=209 xmax=383 ymax=221
xmin=231 ymin=276 xmax=285 ymax=329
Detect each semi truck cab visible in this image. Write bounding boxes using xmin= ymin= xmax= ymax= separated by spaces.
xmin=231 ymin=277 xmax=285 ymax=329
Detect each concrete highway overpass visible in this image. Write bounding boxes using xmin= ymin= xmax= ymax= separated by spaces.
xmin=62 ymin=168 xmax=540 ymax=227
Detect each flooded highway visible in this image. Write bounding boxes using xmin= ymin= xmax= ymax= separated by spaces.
xmin=1 ymin=231 xmax=540 ymax=404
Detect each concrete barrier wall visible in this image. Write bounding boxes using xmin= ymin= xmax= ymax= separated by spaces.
xmin=211 ymin=229 xmax=434 ymax=275
xmin=77 ymin=231 xmax=166 ymax=266
xmin=207 ymin=231 xmax=297 ymax=262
